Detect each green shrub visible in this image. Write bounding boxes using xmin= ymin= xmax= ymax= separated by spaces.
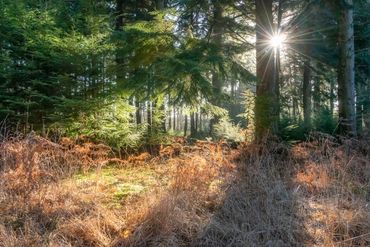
xmin=214 ymin=117 xmax=245 ymax=142
xmin=278 ymin=116 xmax=308 ymax=141
xmin=58 ymin=99 xmax=146 ymax=152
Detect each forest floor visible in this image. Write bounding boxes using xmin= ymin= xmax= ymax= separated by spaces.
xmin=0 ymin=135 xmax=370 ymax=247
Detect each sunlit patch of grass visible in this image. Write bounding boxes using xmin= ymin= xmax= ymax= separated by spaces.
xmin=65 ymin=166 xmax=166 ymax=208
xmin=114 ymin=184 xmax=145 ymax=201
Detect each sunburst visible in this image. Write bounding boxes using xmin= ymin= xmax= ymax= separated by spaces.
xmin=269 ymin=33 xmax=286 ymax=48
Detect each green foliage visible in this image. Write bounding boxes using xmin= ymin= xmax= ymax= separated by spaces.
xmin=313 ymin=108 xmax=338 ymax=134
xmin=1 ymin=0 xmax=368 ymax=142
xmin=61 ymin=99 xmax=146 ymax=151
xmin=214 ymin=117 xmax=245 ymax=142
xmin=279 ymin=108 xmax=338 ymax=141
xmin=0 ymin=0 xmax=114 ymax=128
xmin=279 ymin=117 xmax=307 ymax=141
xmin=202 ymin=103 xmax=228 ymax=119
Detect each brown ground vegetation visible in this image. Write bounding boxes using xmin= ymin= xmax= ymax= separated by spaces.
xmin=0 ymin=135 xmax=369 ymax=246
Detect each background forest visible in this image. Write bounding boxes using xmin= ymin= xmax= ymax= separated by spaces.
xmin=1 ymin=0 xmax=369 ymax=147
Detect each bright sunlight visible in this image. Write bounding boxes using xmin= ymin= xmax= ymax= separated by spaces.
xmin=270 ymin=33 xmax=286 ymax=48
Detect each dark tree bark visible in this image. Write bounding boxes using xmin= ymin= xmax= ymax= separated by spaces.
xmin=255 ymin=0 xmax=278 ymax=140
xmin=303 ymin=59 xmax=312 ymax=128
xmin=184 ymin=114 xmax=188 ymax=137
xmin=135 ymin=99 xmax=142 ymax=125
xmin=337 ymin=0 xmax=356 ymax=136
xmin=190 ymin=112 xmax=197 ymax=136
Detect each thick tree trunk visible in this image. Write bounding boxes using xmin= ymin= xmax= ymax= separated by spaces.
xmin=255 ymin=0 xmax=278 ymax=140
xmin=338 ymin=0 xmax=356 ymax=136
xmin=275 ymin=0 xmax=283 ymax=122
xmin=303 ymin=59 xmax=312 ymax=128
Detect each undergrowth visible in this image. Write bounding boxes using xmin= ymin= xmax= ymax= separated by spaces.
xmin=0 ymin=134 xmax=369 ymax=246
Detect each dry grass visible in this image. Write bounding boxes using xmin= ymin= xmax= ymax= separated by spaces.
xmin=291 ymin=140 xmax=370 ymax=246
xmin=0 ymin=135 xmax=235 ymax=247
xmin=193 ymin=140 xmax=370 ymax=246
xmin=0 ymin=135 xmax=369 ymax=246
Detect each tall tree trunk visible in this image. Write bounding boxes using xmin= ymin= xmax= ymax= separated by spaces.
xmin=190 ymin=112 xmax=196 ymax=136
xmin=147 ymin=101 xmax=152 ymax=134
xmin=184 ymin=114 xmax=188 ymax=137
xmin=292 ymin=98 xmax=297 ymax=122
xmin=255 ymin=0 xmax=278 ymax=140
xmin=209 ymin=2 xmax=224 ymax=135
xmin=173 ymin=108 xmax=176 ymax=131
xmin=199 ymin=112 xmax=203 ymax=132
xmin=275 ymin=0 xmax=283 ymax=122
xmin=195 ymin=111 xmax=199 ymax=132
xmin=303 ymin=59 xmax=312 ymax=128
xmin=135 ymin=99 xmax=142 ymax=125
xmin=338 ymin=0 xmax=356 ymax=136
xmin=159 ymin=100 xmax=166 ymax=132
